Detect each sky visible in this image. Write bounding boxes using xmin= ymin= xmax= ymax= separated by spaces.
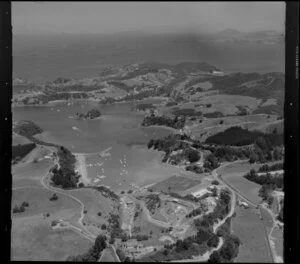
xmin=12 ymin=2 xmax=285 ymax=35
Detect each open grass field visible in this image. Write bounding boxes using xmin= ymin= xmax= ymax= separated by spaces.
xmin=11 ymin=187 xmax=92 ymax=261
xmin=249 ymin=119 xmax=283 ymax=134
xmin=12 ymin=134 xmax=32 ymax=146
xmin=150 ymin=175 xmax=202 ymax=193
xmin=187 ymin=114 xmax=278 ymax=140
xmin=232 ymin=207 xmax=273 ymax=263
xmin=11 ymin=214 xmax=92 ymax=261
xmin=12 ymin=158 xmax=53 ymax=188
xmin=271 ymin=226 xmax=284 ymax=260
xmin=12 ymin=187 xmax=80 ymax=220
xmin=219 ymin=161 xmax=265 ymax=205
xmin=132 ymin=204 xmax=168 ymax=247
xmin=69 ymin=188 xmax=116 ymax=230
xmin=99 ymin=246 xmax=119 ymax=262
xmin=175 ymin=94 xmax=263 ymax=116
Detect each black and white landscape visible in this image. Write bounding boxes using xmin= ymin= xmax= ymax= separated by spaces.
xmin=11 ymin=2 xmax=285 ymax=262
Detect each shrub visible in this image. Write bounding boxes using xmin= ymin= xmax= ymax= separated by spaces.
xmin=211 ymin=180 xmax=219 ymax=185
xmin=97 ymin=212 xmax=102 ymax=216
xmin=186 ymin=149 xmax=200 ymax=163
xmin=207 ymin=235 xmax=219 ymax=248
xmin=101 ymin=224 xmax=107 ymax=230
xmin=21 ymin=201 xmax=29 ymax=207
xmin=49 ymin=193 xmax=58 ymax=201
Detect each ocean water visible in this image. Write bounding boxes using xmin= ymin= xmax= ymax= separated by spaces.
xmin=13 ymin=34 xmax=285 ymax=82
xmin=13 ymin=101 xmax=179 ymax=190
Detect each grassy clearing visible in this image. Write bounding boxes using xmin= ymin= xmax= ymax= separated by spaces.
xmin=100 ymin=246 xmax=119 ymax=262
xmin=150 ymin=175 xmax=202 ymax=193
xmin=12 ymin=134 xmax=32 ymax=145
xmin=132 ymin=203 xmax=169 ymax=247
xmin=12 ymin=188 xmax=80 ymax=219
xmin=188 ymin=114 xmax=278 ymax=140
xmin=69 ymin=188 xmax=116 ymax=230
xmin=13 ymin=159 xmax=52 ymax=182
xmin=232 ymin=207 xmax=272 ymax=262
xmin=271 ymin=226 xmax=284 ymax=259
xmin=219 ymin=161 xmax=266 ymax=205
xmin=11 ymin=215 xmax=92 ymax=261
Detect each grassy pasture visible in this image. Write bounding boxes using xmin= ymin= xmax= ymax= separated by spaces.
xmin=12 ymin=159 xmax=53 ymax=188
xmin=69 ymin=188 xmax=116 ymax=229
xmin=150 ymin=175 xmax=202 ymax=193
xmin=132 ymin=204 xmax=168 ymax=247
xmin=249 ymin=120 xmax=283 ymax=134
xmin=12 ymin=188 xmax=80 ymax=220
xmin=218 ymin=161 xmax=262 ymax=205
xmin=187 ymin=114 xmax=278 ymax=140
xmin=271 ymin=226 xmax=284 ymax=259
xmin=12 ymin=134 xmax=32 ymax=146
xmin=232 ymin=207 xmax=272 ymax=263
xmin=100 ymin=247 xmax=119 ymax=262
xmin=11 ymin=215 xmax=92 ymax=261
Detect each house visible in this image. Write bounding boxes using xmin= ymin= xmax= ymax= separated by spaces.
xmin=211 ymin=70 xmax=225 ymax=76
xmin=239 ymin=201 xmax=249 ymax=209
xmin=192 ymin=188 xmax=212 ymax=198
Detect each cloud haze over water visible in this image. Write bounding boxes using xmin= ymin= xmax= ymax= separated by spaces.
xmin=12 ymin=2 xmax=285 ymax=35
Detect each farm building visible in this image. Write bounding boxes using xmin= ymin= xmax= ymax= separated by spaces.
xmin=191 ymin=188 xmax=212 ymax=198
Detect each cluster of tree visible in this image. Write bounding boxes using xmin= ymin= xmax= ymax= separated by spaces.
xmin=134 ymin=103 xmax=155 ymax=112
xmin=186 ymin=149 xmax=200 ymax=163
xmin=12 ymin=143 xmax=36 ymax=161
xmin=47 ymin=84 xmax=101 ymax=92
xmin=49 ymin=193 xmax=58 ymax=201
xmin=167 ymin=192 xmax=202 ymax=203
xmin=121 ymin=89 xmax=161 ymax=102
xmin=107 ymin=213 xmax=126 ymax=239
xmin=206 ymin=126 xmax=283 ymax=147
xmin=165 ymin=101 xmax=178 ymax=107
xmin=52 ymin=77 xmax=71 ymax=84
xmin=76 ymin=108 xmax=101 ymax=120
xmin=145 ymin=190 xmax=237 ymax=263
xmin=172 ymin=108 xmax=202 ymax=117
xmin=209 ymin=218 xmax=241 ymax=263
xmin=203 ymin=112 xmax=224 ymax=118
xmin=13 ymin=121 xmax=43 ymax=138
xmin=51 ymin=146 xmax=80 ymax=189
xmin=186 ymin=164 xmax=204 ymax=174
xmin=21 ymin=92 xmax=89 ymax=105
xmin=148 ymin=134 xmax=203 ymax=166
xmin=203 ymin=142 xmax=283 ymax=171
xmin=91 ymin=186 xmax=119 ymax=201
xmin=277 ymin=204 xmax=283 ymax=222
xmin=144 ymin=194 xmax=161 ymax=214
xmin=107 ymin=81 xmax=133 ymax=92
xmin=203 ymin=154 xmax=220 ymax=171
xmin=244 ymin=169 xmax=283 ymax=189
xmin=116 ymin=248 xmax=132 ymax=262
xmin=13 ymin=201 xmax=29 ymax=214
xmin=186 ymin=203 xmax=207 ymax=219
xmin=211 ymin=180 xmax=220 ymax=185
xmin=258 ymin=163 xmax=283 ymax=172
xmin=99 ymin=96 xmax=117 ymax=105
xmin=194 ymin=189 xmax=231 ymax=230
xmin=142 ymin=113 xmax=185 ymax=129
xmin=66 ymin=234 xmax=107 ymax=261
xmin=236 ymin=105 xmax=248 ymax=116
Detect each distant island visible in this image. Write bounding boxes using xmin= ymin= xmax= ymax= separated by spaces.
xmin=75 ymin=108 xmax=101 ymax=120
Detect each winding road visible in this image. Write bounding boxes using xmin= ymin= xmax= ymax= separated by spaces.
xmin=40 ymin=170 xmax=96 ymax=239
